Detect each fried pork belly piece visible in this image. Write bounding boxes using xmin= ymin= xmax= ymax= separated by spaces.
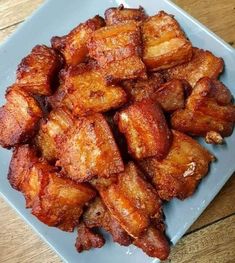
xmin=105 ymin=5 xmax=147 ymax=25
xmin=57 ymin=113 xmax=124 ymax=182
xmin=46 ymin=85 xmax=65 ymax=109
xmin=16 ymin=45 xmax=62 ymax=95
xmin=36 ymin=107 xmax=75 ymax=161
xmin=84 ymin=196 xmax=169 ymax=259
xmin=100 ymin=162 xmax=162 ymax=238
xmin=142 ymin=11 xmax=192 ymax=71
xmin=61 ymin=63 xmax=127 ymax=116
xmin=0 ymin=87 xmax=42 ymax=148
xmin=153 ymin=79 xmax=192 ymax=112
xmin=163 ymin=47 xmax=224 ymax=87
xmin=88 ymin=21 xmax=146 ymax=84
xmin=83 ymin=197 xmax=132 ymax=246
xmin=139 ymin=130 xmax=214 ymax=200
xmin=8 ymin=145 xmax=96 ymax=231
xmin=116 ymin=99 xmax=171 ymax=159
xmin=133 ymin=225 xmax=170 ymax=260
xmin=122 ymin=72 xmax=165 ymax=102
xmin=51 ymin=16 xmax=105 ymax=66
xmin=75 ymin=222 xmax=105 ymax=252
xmin=171 ymin=77 xmax=235 ymax=140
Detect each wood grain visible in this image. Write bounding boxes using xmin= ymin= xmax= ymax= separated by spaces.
xmin=188 ymin=174 xmax=235 ymax=233
xmin=174 ymin=0 xmax=235 ymax=47
xmin=165 ymin=214 xmax=235 ymax=263
xmin=0 ymin=198 xmax=61 ymax=263
xmin=0 ymin=0 xmax=235 ymax=262
xmin=0 ymin=0 xmax=43 ymax=30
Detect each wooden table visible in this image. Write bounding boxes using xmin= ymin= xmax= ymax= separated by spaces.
xmin=0 ymin=0 xmax=234 ymax=262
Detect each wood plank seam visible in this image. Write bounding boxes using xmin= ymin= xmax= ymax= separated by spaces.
xmin=0 ymin=20 xmax=23 ymax=31
xmin=184 ymin=212 xmax=235 ymax=237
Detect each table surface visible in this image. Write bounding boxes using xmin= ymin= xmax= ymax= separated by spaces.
xmin=0 ymin=0 xmax=235 ymax=262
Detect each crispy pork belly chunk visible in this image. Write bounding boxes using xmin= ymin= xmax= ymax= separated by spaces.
xmin=100 ymin=162 xmax=162 ymax=238
xmin=116 ymin=99 xmax=172 ymax=159
xmin=122 ymin=72 xmax=165 ymax=102
xmin=153 ymin=79 xmax=191 ymax=112
xmin=0 ymin=87 xmax=42 ymax=148
xmin=75 ymin=222 xmax=105 ymax=252
xmin=142 ymin=11 xmax=192 ymax=71
xmin=46 ymin=84 xmax=65 ymax=109
xmin=88 ymin=21 xmax=146 ymax=84
xmin=16 ymin=45 xmax=62 ymax=95
xmin=51 ymin=16 xmax=105 ymax=66
xmin=57 ymin=113 xmax=124 ymax=182
xmin=61 ymin=63 xmax=127 ymax=116
xmin=36 ymin=107 xmax=75 ymax=162
xmin=171 ymin=77 xmax=235 ymax=140
xmin=105 ymin=5 xmax=147 ymax=25
xmin=139 ymin=130 xmax=214 ymax=200
xmin=83 ymin=197 xmax=132 ymax=246
xmin=134 ymin=225 xmax=170 ymax=260
xmin=163 ymin=47 xmax=224 ymax=87
xmin=8 ymin=145 xmax=96 ymax=231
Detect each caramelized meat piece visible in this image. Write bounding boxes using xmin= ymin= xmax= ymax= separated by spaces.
xmin=16 ymin=45 xmax=62 ymax=95
xmin=142 ymin=11 xmax=192 ymax=71
xmin=163 ymin=47 xmax=224 ymax=87
xmin=116 ymin=99 xmax=171 ymax=159
xmin=0 ymin=87 xmax=42 ymax=148
xmin=100 ymin=162 xmax=162 ymax=238
xmin=57 ymin=113 xmax=124 ymax=182
xmin=46 ymin=85 xmax=65 ymax=109
xmin=83 ymin=197 xmax=132 ymax=246
xmin=84 ymin=196 xmax=169 ymax=259
xmin=88 ymin=21 xmax=146 ymax=84
xmin=139 ymin=130 xmax=214 ymax=200
xmin=171 ymin=77 xmax=235 ymax=140
xmin=36 ymin=107 xmax=75 ymax=161
xmin=134 ymin=225 xmax=170 ymax=260
xmin=153 ymin=79 xmax=191 ymax=112
xmin=75 ymin=223 xmax=105 ymax=252
xmin=105 ymin=5 xmax=147 ymax=25
xmin=8 ymin=145 xmax=96 ymax=231
xmin=51 ymin=16 xmax=105 ymax=66
xmin=61 ymin=63 xmax=127 ymax=116
xmin=122 ymin=72 xmax=165 ymax=102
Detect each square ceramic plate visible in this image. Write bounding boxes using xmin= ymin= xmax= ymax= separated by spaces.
xmin=0 ymin=0 xmax=235 ymax=262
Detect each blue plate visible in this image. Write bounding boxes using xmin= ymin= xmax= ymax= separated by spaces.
xmin=0 ymin=0 xmax=235 ymax=262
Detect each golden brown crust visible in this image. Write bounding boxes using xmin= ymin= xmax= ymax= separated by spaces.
xmin=75 ymin=222 xmax=105 ymax=252
xmin=83 ymin=197 xmax=133 ymax=246
xmin=51 ymin=16 xmax=105 ymax=66
xmin=88 ymin=21 xmax=146 ymax=84
xmin=61 ymin=63 xmax=127 ymax=116
xmin=163 ymin=47 xmax=224 ymax=87
xmin=105 ymin=5 xmax=147 ymax=25
xmin=116 ymin=99 xmax=172 ymax=159
xmin=46 ymin=85 xmax=65 ymax=109
xmin=142 ymin=11 xmax=193 ymax=71
xmin=100 ymin=162 xmax=163 ymax=238
xmin=153 ymin=79 xmax=192 ymax=112
xmin=8 ymin=145 xmax=96 ymax=231
xmin=133 ymin=225 xmax=170 ymax=260
xmin=57 ymin=113 xmax=124 ymax=182
xmin=36 ymin=107 xmax=75 ymax=161
xmin=0 ymin=87 xmax=43 ymax=148
xmin=171 ymin=77 xmax=235 ymax=138
xmin=139 ymin=130 xmax=214 ymax=200
xmin=122 ymin=72 xmax=165 ymax=102
xmin=31 ymin=173 xmax=96 ymax=231
xmin=16 ymin=45 xmax=62 ymax=95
